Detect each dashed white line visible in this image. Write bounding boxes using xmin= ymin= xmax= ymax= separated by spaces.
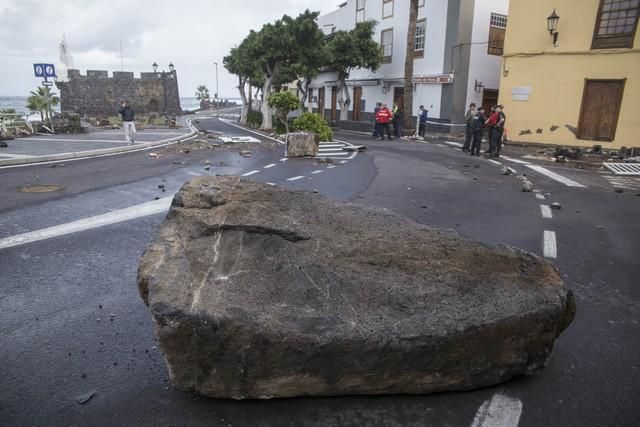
xmin=471 ymin=393 xmax=523 ymax=427
xmin=339 ymin=160 xmax=349 ymax=164
xmin=526 ymin=165 xmax=586 ymax=188
xmin=286 ymin=176 xmax=305 ymax=181
xmin=500 ymin=155 xmax=531 ymax=165
xmin=0 ymin=197 xmax=172 ymax=250
xmin=535 ymin=193 xmax=546 ymax=200
xmin=316 ymin=152 xmax=349 ymax=157
xmin=265 ymin=182 xmax=276 ymax=186
xmin=327 ymin=165 xmax=337 ymax=169
xmin=444 ymin=141 xmax=463 ymax=147
xmin=263 ymin=163 xmax=276 ymax=169
xmin=487 ymin=159 xmax=502 ymax=166
xmin=311 ymin=170 xmax=324 ymax=175
xmin=540 ymin=204 xmax=553 ymax=219
xmin=241 ymin=170 xmax=260 ymax=176
xmin=543 ymin=230 xmax=557 ymax=258
xmin=279 ymin=158 xmax=288 ymax=162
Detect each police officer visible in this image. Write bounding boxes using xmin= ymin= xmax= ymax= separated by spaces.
xmin=471 ymin=107 xmax=486 ymax=156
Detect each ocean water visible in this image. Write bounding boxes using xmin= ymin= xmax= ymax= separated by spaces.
xmin=0 ymin=96 xmax=231 ymax=116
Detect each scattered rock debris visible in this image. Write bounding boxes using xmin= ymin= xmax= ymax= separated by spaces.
xmin=551 ymin=202 xmax=562 ymax=210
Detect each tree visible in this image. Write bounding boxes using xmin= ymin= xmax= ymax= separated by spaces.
xmin=224 ymin=31 xmax=261 ymax=125
xmin=327 ymin=21 xmax=381 ymax=121
xmin=27 ymin=87 xmax=59 ymax=122
xmin=403 ymin=0 xmax=420 ymax=134
xmin=195 ymin=85 xmax=210 ymax=102
xmin=268 ymin=91 xmax=299 ymax=134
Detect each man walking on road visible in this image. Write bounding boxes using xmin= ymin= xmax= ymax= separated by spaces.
xmin=375 ymin=104 xmax=393 ymax=140
xmin=462 ymin=103 xmax=476 ymax=152
xmin=118 ymin=101 xmax=136 ymax=145
xmin=471 ymin=107 xmax=486 ymax=156
xmin=418 ymin=105 xmax=428 ymax=138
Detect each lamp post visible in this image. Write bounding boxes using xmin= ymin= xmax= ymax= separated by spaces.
xmin=547 ymin=9 xmax=560 ymax=47
xmin=213 ymin=61 xmax=219 ymax=102
xmin=152 ymin=62 xmax=158 ymax=73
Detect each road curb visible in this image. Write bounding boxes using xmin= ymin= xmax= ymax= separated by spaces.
xmin=0 ymin=120 xmax=198 ymax=167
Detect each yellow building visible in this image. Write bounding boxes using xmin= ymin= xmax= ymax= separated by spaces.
xmin=499 ymin=0 xmax=640 ymax=149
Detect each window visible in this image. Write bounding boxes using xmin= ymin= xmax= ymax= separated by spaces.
xmin=415 ymin=19 xmax=426 ymax=57
xmin=578 ymin=79 xmax=626 ymax=141
xmin=356 ymin=0 xmax=365 ymax=23
xmin=381 ymin=28 xmax=393 ymax=62
xmin=488 ymin=13 xmax=507 ymax=55
xmin=592 ymin=0 xmax=640 ymax=49
xmin=383 ymin=0 xmax=393 ymax=19
xmin=419 ymin=0 xmax=425 ymax=6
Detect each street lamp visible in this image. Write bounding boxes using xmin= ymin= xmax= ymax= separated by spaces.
xmin=152 ymin=62 xmax=158 ymax=73
xmin=547 ymin=9 xmax=560 ymax=47
xmin=213 ymin=61 xmax=219 ymax=101
xmin=168 ymin=62 xmax=174 ymax=72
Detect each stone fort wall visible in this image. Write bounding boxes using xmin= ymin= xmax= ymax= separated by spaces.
xmin=56 ymin=69 xmax=182 ymax=117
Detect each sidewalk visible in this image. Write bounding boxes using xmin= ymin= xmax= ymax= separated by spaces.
xmin=0 ymin=116 xmax=197 ymax=167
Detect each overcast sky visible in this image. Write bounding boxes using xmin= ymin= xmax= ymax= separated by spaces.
xmin=0 ymin=0 xmax=336 ymax=97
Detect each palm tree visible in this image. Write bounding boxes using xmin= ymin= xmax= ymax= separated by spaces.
xmin=27 ymin=87 xmax=60 ymax=122
xmin=195 ymin=85 xmax=210 ymax=102
xmin=403 ymin=0 xmax=420 ymax=135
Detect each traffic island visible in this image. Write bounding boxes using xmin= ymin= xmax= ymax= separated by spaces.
xmin=137 ymin=176 xmax=576 ymax=399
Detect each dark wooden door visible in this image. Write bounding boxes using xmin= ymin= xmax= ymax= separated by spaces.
xmin=318 ymin=87 xmax=325 ymax=118
xmin=481 ymin=89 xmax=499 ymax=113
xmin=578 ymin=79 xmax=625 ymax=141
xmin=331 ymin=86 xmax=337 ymax=121
xmin=352 ymin=86 xmax=363 ymax=121
xmin=393 ymin=87 xmax=404 ymax=110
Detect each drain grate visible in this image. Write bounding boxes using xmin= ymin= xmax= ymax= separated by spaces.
xmin=604 ymin=163 xmax=640 ymax=176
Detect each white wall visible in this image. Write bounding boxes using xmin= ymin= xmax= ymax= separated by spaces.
xmin=466 ymin=0 xmax=509 ymax=108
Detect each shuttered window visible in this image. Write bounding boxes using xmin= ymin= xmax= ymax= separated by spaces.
xmin=415 ymin=19 xmax=426 ymax=57
xmin=383 ymin=0 xmax=393 ymax=19
xmin=488 ymin=13 xmax=507 ymax=56
xmin=592 ymin=0 xmax=640 ymax=49
xmin=356 ymin=0 xmax=365 ymax=23
xmin=381 ymin=28 xmax=393 ymax=63
xmin=578 ymin=79 xmax=626 ymax=141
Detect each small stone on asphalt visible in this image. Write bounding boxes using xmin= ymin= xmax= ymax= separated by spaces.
xmin=75 ymin=390 xmax=96 ymax=405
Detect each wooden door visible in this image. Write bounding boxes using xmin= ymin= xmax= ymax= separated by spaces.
xmin=578 ymin=79 xmax=625 ymax=141
xmin=318 ymin=87 xmax=325 ymax=118
xmin=393 ymin=87 xmax=404 ymax=110
xmin=331 ymin=86 xmax=337 ymax=121
xmin=352 ymin=86 xmax=362 ymax=121
xmin=481 ymin=89 xmax=499 ymax=113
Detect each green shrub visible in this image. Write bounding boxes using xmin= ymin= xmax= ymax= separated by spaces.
xmin=292 ymin=112 xmax=333 ymax=142
xmin=246 ymin=110 xmax=263 ymax=128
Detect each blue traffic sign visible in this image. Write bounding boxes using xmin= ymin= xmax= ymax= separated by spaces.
xmin=33 ymin=63 xmax=56 ymax=78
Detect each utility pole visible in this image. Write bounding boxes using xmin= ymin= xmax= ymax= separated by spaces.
xmin=213 ymin=61 xmax=219 ymax=102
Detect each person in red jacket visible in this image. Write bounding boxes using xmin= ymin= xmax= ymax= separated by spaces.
xmin=375 ymin=104 xmax=393 ymax=140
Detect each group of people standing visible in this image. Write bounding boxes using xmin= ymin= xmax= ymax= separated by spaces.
xmin=372 ymin=102 xmax=404 ymax=140
xmin=462 ymin=103 xmax=506 ymax=157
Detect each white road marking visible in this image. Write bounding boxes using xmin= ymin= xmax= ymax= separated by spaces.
xmin=339 ymin=160 xmax=349 ymax=164
xmin=526 ymin=165 xmax=587 ymax=188
xmin=471 ymin=393 xmax=523 ymax=427
xmin=487 ymin=159 xmax=502 ymax=166
xmin=280 ymin=158 xmax=288 ymax=162
xmin=241 ymin=170 xmax=260 ymax=176
xmin=0 ymin=197 xmax=172 ymax=250
xmin=286 ymin=175 xmax=305 ymax=181
xmin=318 ymin=144 xmax=344 ymax=148
xmin=500 ymin=155 xmax=531 ymax=165
xmin=445 ymin=141 xmax=463 ymax=147
xmin=311 ymin=170 xmax=324 ymax=174
xmin=543 ymin=230 xmax=557 ymax=258
xmin=0 ymin=153 xmax=35 ymax=159
xmin=218 ymin=119 xmax=284 ymax=144
xmin=327 ymin=165 xmax=337 ymax=169
xmin=535 ymin=193 xmax=546 ymax=200
xmin=540 ymin=205 xmax=553 ymax=219
xmin=16 ymin=138 xmax=137 ymax=144
xmin=316 ymin=152 xmax=349 ymax=157
xmin=265 ymin=182 xmax=276 ymax=186
xmin=263 ymin=163 xmax=277 ymax=169
xmin=319 ymin=148 xmax=344 ymax=152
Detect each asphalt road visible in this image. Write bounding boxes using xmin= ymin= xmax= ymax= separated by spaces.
xmin=1 ymin=114 xmax=638 ymax=426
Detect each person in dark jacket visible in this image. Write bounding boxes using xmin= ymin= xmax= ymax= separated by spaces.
xmin=418 ymin=105 xmax=428 ymax=138
xmin=490 ymin=105 xmax=506 ymax=157
xmin=392 ymin=104 xmax=404 ymax=138
xmin=372 ymin=102 xmax=382 ymax=139
xmin=118 ymin=101 xmax=136 ymax=144
xmin=462 ymin=103 xmax=476 ymax=152
xmin=470 ymin=107 xmax=486 ymax=156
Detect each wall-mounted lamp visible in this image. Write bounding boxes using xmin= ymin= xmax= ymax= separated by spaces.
xmin=168 ymin=62 xmax=175 ymax=72
xmin=152 ymin=62 xmax=158 ymax=73
xmin=474 ymin=79 xmax=484 ymax=93
xmin=381 ymin=83 xmax=390 ymax=94
xmin=547 ymin=9 xmax=560 ymax=47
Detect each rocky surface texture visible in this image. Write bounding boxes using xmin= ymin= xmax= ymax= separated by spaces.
xmin=286 ymin=132 xmax=318 ymax=157
xmin=138 ymin=177 xmax=576 ymax=399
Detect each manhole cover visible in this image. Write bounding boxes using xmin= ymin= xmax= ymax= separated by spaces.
xmin=18 ymin=184 xmax=65 ymax=193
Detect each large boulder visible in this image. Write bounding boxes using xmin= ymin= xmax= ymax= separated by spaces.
xmin=138 ymin=177 xmax=575 ymax=399
xmin=286 ymin=132 xmax=319 ymax=157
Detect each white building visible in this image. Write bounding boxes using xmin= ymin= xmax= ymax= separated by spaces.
xmin=308 ymin=0 xmax=509 ymax=131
